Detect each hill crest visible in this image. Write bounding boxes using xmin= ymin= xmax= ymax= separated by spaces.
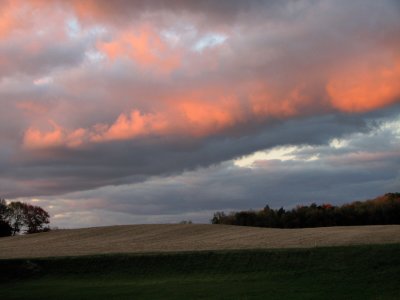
xmin=1 ymin=224 xmax=400 ymax=259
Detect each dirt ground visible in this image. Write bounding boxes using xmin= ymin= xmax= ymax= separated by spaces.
xmin=1 ymin=224 xmax=400 ymax=259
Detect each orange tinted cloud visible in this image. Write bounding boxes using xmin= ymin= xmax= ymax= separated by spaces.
xmin=327 ymin=58 xmax=400 ymax=112
xmin=246 ymin=82 xmax=306 ymax=119
xmin=24 ymin=124 xmax=64 ymax=149
xmin=24 ymin=110 xmax=168 ymax=149
xmin=174 ymin=87 xmax=245 ymax=136
xmin=91 ymin=110 xmax=168 ymax=142
xmin=23 ymin=65 xmax=400 ymax=150
xmin=0 ymin=1 xmax=62 ymax=39
xmin=69 ymin=0 xmax=114 ymax=24
xmin=0 ymin=0 xmax=27 ymax=38
xmin=24 ymin=122 xmax=86 ymax=149
xmin=0 ymin=15 xmax=13 ymax=38
xmin=97 ymin=26 xmax=181 ymax=72
xmin=23 ymin=82 xmax=317 ymax=149
xmin=15 ymin=1 xmax=400 ymax=151
xmin=179 ymin=101 xmax=235 ymax=133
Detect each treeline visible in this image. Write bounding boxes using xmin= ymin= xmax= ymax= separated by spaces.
xmin=212 ymin=193 xmax=400 ymax=228
xmin=0 ymin=199 xmax=50 ymax=237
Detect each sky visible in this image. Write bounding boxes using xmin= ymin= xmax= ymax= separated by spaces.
xmin=0 ymin=0 xmax=399 ymax=228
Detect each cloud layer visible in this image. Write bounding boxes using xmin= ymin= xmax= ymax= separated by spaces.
xmin=0 ymin=0 xmax=399 ymax=225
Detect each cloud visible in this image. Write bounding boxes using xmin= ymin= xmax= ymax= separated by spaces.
xmin=4 ymin=108 xmax=394 ymax=199
xmin=97 ymin=25 xmax=182 ymax=72
xmin=0 ymin=0 xmax=399 ymax=216
xmin=327 ymin=56 xmax=400 ymax=112
xmin=20 ymin=116 xmax=400 ymax=228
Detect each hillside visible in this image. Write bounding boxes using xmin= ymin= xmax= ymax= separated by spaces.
xmin=1 ymin=224 xmax=400 ymax=259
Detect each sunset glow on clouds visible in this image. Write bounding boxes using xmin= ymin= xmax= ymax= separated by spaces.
xmin=1 ymin=0 xmax=399 ymax=227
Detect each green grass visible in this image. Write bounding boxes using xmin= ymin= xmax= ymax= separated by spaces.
xmin=1 ymin=244 xmax=400 ymax=299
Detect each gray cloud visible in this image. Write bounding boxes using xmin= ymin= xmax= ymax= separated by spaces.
xmin=2 ymin=108 xmax=382 ymax=198
xmin=0 ymin=0 xmax=399 ymax=229
xmin=23 ymin=115 xmax=399 ymax=228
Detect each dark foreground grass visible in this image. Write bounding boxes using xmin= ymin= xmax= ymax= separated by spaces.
xmin=1 ymin=244 xmax=400 ymax=300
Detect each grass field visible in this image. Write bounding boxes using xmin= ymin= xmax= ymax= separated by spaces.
xmin=1 ymin=244 xmax=400 ymax=299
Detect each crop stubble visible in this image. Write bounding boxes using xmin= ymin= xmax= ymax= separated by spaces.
xmin=1 ymin=224 xmax=399 ymax=259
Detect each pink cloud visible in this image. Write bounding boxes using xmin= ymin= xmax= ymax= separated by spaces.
xmin=3 ymin=1 xmax=399 ymax=154
xmin=97 ymin=26 xmax=181 ymax=73
xmin=24 ymin=122 xmax=87 ymax=149
xmin=21 ymin=65 xmax=400 ymax=150
xmin=24 ymin=124 xmax=65 ymax=149
xmin=1 ymin=0 xmax=400 ymax=204
xmin=91 ymin=110 xmax=168 ymax=142
xmin=327 ymin=56 xmax=400 ymax=112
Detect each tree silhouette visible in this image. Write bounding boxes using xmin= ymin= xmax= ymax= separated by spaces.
xmin=212 ymin=193 xmax=400 ymax=228
xmin=0 ymin=199 xmax=50 ymax=236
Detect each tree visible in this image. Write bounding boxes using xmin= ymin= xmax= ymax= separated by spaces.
xmin=179 ymin=220 xmax=193 ymax=224
xmin=7 ymin=202 xmax=26 ymax=235
xmin=0 ymin=220 xmax=12 ymax=237
xmin=210 ymin=193 xmax=400 ymax=229
xmin=0 ymin=199 xmax=12 ymax=237
xmin=0 ymin=200 xmax=50 ymax=235
xmin=211 ymin=211 xmax=227 ymax=224
xmin=23 ymin=204 xmax=50 ymax=234
xmin=0 ymin=198 xmax=7 ymax=216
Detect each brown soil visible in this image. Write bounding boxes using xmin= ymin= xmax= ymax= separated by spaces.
xmin=1 ymin=224 xmax=399 ymax=259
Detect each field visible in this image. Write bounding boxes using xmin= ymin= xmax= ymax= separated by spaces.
xmin=1 ymin=244 xmax=400 ymax=299
xmin=1 ymin=224 xmax=400 ymax=299
xmin=1 ymin=224 xmax=400 ymax=258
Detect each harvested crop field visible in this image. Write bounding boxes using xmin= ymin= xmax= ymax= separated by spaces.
xmin=1 ymin=224 xmax=400 ymax=259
